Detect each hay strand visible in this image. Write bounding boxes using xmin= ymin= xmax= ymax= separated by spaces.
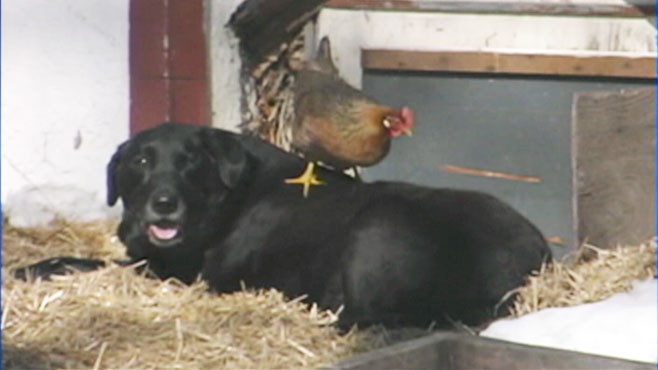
xmin=3 ymin=218 xmax=655 ymax=368
xmin=511 ymin=240 xmax=656 ymax=316
xmin=2 ymin=219 xmax=379 ymax=369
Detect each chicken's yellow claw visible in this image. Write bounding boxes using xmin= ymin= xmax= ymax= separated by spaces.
xmin=285 ymin=162 xmax=325 ymax=198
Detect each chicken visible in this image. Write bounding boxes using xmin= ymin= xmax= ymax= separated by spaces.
xmin=286 ymin=37 xmax=414 ymax=197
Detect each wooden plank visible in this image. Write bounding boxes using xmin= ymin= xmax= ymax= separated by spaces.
xmin=228 ymin=0 xmax=328 ymax=68
xmin=170 ymin=80 xmax=210 ymax=127
xmin=362 ymin=50 xmax=656 ymax=79
xmin=129 ymin=0 xmax=169 ymax=134
xmin=129 ymin=0 xmax=167 ymax=79
xmin=130 ymin=79 xmax=170 ymax=134
xmin=573 ymin=87 xmax=655 ymax=248
xmin=129 ymin=0 xmax=209 ymax=134
xmin=168 ymin=0 xmax=208 ymax=79
xmin=325 ymin=0 xmax=655 ymax=18
xmin=167 ymin=0 xmax=209 ymax=125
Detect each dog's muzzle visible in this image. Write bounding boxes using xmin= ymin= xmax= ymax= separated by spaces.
xmin=145 ymin=187 xmax=186 ymax=247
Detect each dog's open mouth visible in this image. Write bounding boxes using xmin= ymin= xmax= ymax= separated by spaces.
xmin=147 ymin=223 xmax=182 ymax=247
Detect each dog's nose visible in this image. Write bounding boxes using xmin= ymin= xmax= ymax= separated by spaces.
xmin=150 ymin=192 xmax=180 ymax=215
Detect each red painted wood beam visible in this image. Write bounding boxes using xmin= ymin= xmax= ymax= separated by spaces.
xmin=129 ymin=0 xmax=209 ymax=135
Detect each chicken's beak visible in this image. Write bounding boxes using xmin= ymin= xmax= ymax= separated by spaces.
xmin=383 ymin=118 xmax=413 ymax=137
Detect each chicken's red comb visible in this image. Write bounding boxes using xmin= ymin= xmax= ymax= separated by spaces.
xmin=400 ymin=106 xmax=415 ymax=128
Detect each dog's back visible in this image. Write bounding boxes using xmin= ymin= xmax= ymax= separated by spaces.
xmin=332 ymin=183 xmax=549 ymax=327
xmin=200 ymin=129 xmax=550 ymax=328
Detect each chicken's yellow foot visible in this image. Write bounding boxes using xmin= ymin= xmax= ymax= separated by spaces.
xmin=285 ymin=162 xmax=325 ymax=198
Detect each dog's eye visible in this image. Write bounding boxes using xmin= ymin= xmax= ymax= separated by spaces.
xmin=132 ymin=155 xmax=149 ymax=167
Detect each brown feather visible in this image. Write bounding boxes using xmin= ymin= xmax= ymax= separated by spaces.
xmin=290 ymin=38 xmax=411 ymax=170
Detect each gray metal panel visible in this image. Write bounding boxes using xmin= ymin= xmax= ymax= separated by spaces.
xmin=331 ymin=331 xmax=654 ymax=370
xmin=362 ymin=71 xmax=652 ymax=257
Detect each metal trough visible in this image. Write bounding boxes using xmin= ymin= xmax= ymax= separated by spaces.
xmin=330 ymin=332 xmax=654 ymax=370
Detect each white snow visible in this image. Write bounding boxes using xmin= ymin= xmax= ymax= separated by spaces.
xmin=482 ymin=278 xmax=658 ymax=364
xmin=3 ymin=184 xmax=121 ymax=228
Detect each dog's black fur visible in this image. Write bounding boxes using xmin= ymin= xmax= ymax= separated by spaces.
xmin=15 ymin=123 xmax=551 ymax=329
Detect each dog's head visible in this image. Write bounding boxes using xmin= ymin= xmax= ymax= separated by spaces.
xmin=107 ymin=123 xmax=250 ymax=259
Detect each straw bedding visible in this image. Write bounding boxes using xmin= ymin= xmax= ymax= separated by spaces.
xmin=510 ymin=240 xmax=656 ymax=316
xmin=2 ymin=218 xmax=655 ymax=369
xmin=1 ymin=219 xmax=380 ymax=369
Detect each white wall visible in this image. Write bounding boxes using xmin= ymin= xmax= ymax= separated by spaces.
xmin=206 ymin=0 xmax=245 ymax=132
xmin=316 ymin=8 xmax=657 ymax=87
xmin=1 ymin=0 xmax=130 ymax=225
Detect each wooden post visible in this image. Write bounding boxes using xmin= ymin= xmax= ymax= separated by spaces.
xmin=574 ymin=87 xmax=656 ymax=247
xmin=129 ymin=0 xmax=210 ymax=134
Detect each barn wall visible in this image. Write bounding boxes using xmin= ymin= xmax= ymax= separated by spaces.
xmin=314 ymin=4 xmax=655 ymax=252
xmin=316 ymin=8 xmax=656 ymax=87
xmin=1 ymin=0 xmax=129 ymax=224
xmin=205 ymin=0 xmax=246 ymax=132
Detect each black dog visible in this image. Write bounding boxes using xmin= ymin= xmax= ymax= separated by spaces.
xmin=16 ymin=123 xmax=550 ymax=329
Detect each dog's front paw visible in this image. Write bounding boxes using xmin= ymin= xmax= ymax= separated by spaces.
xmin=12 ymin=257 xmax=106 ymax=281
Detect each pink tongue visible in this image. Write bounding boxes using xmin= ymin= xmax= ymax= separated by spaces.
xmin=148 ymin=225 xmax=179 ymax=240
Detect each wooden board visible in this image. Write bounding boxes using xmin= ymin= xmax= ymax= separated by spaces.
xmin=325 ymin=0 xmax=655 ymax=18
xmin=573 ymin=87 xmax=655 ymax=248
xmin=129 ymin=0 xmax=209 ymax=134
xmin=331 ymin=332 xmax=654 ymax=370
xmin=362 ymin=50 xmax=656 ymax=79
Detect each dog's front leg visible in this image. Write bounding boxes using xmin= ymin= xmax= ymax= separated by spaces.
xmin=11 ymin=257 xmax=131 ymax=281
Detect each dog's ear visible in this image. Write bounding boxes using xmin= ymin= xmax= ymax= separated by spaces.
xmin=106 ymin=142 xmax=126 ymax=206
xmin=201 ymin=130 xmax=249 ymax=189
